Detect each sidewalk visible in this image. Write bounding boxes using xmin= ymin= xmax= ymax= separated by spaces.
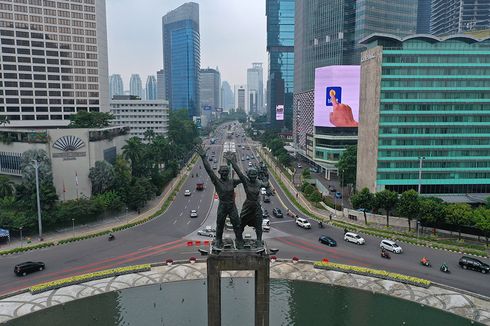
xmin=0 ymin=160 xmax=193 ymax=252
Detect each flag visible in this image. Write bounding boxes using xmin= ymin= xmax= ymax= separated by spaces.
xmin=63 ymin=180 xmax=66 ymax=193
xmin=75 ymin=171 xmax=79 ymax=186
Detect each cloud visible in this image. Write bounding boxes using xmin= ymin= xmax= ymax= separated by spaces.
xmin=106 ymin=0 xmax=267 ymax=89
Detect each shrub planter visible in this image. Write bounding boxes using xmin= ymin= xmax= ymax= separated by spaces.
xmin=29 ymin=264 xmax=151 ymax=294
xmin=314 ymin=262 xmax=431 ymax=288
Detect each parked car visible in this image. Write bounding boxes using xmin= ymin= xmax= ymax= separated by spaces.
xmin=296 ymin=217 xmax=311 ymax=229
xmin=319 ymin=235 xmax=337 ymax=247
xmin=459 ymin=256 xmax=490 ymax=274
xmin=262 ymin=208 xmax=270 ymax=218
xmin=260 ymin=187 xmax=267 ymax=195
xmin=335 ymin=192 xmax=342 ymax=199
xmin=197 ymin=229 xmax=215 ymax=237
xmin=266 ymin=188 xmax=274 ymax=196
xmin=272 ymin=208 xmax=283 ymax=218
xmin=14 ymin=261 xmax=45 ymax=276
xmin=190 ymin=210 xmax=198 ymax=218
xmin=184 ymin=189 xmax=191 ymax=196
xmin=212 ymin=165 xmax=217 ymax=170
xmin=263 ymin=195 xmax=271 ymax=203
xmin=297 ymin=163 xmax=302 ymax=168
xmin=208 ymin=157 xmax=214 ymax=161
xmin=380 ymin=239 xmax=403 ymax=254
xmin=344 ymin=232 xmax=365 ymax=245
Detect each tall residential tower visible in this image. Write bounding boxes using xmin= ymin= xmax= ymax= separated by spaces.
xmin=0 ymin=0 xmax=109 ymax=127
xmin=162 ymin=2 xmax=200 ymax=117
xmin=146 ymin=75 xmax=157 ymax=100
xmin=110 ymin=74 xmax=124 ymax=100
xmin=431 ymin=0 xmax=490 ymax=36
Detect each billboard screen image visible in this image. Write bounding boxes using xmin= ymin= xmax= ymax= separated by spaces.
xmin=314 ymin=65 xmax=360 ymax=127
xmin=276 ymin=105 xmax=284 ymax=121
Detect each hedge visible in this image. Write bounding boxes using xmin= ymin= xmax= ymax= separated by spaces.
xmin=0 ymin=242 xmax=56 ymax=256
xmin=29 ymin=264 xmax=151 ymax=294
xmin=314 ymin=261 xmax=431 ymax=288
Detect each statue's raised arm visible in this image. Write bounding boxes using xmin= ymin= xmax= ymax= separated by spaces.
xmin=195 ymin=143 xmax=218 ymax=186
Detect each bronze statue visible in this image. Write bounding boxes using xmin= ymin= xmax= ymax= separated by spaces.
xmin=196 ymin=144 xmax=243 ymax=248
xmin=227 ymin=154 xmax=269 ymax=247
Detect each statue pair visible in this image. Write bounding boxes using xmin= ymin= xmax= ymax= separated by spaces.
xmin=196 ymin=144 xmax=268 ymax=249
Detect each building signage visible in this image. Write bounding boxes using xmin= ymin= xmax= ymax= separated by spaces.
xmin=361 ymin=52 xmax=377 ymax=63
xmin=275 ymin=105 xmax=284 ymax=121
xmin=52 ymin=136 xmax=86 ymax=160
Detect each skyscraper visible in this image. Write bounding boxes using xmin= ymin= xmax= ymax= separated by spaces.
xmin=110 ymin=75 xmax=124 ymax=100
xmin=129 ymin=74 xmax=143 ymax=98
xmin=162 ymin=2 xmax=201 ymax=117
xmin=294 ymin=0 xmax=357 ymax=94
xmin=431 ymin=0 xmax=490 ymax=36
xmin=0 ymin=0 xmax=109 ymax=127
xmin=247 ymin=63 xmax=264 ymax=116
xmin=234 ymin=85 xmax=247 ymax=112
xmin=417 ymin=0 xmax=432 ymax=34
xmin=221 ymin=81 xmax=234 ymax=111
xmin=266 ymin=0 xmax=295 ymax=128
xmin=156 ymin=69 xmax=166 ymax=100
xmin=355 ymin=0 xmax=418 ymax=45
xmin=146 ymin=76 xmax=157 ymax=100
xmin=200 ymin=68 xmax=221 ymax=110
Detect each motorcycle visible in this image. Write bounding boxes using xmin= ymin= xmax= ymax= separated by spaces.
xmin=108 ymin=234 xmax=115 ymax=241
xmin=191 ymin=174 xmax=194 ymax=178
xmin=420 ymin=258 xmax=431 ymax=267
xmin=381 ymin=250 xmax=391 ymax=259
xmin=318 ymin=221 xmax=324 ymax=229
xmin=440 ymin=264 xmax=450 ymax=273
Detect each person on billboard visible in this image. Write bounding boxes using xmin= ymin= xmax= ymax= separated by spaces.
xmin=329 ymin=89 xmax=358 ymax=127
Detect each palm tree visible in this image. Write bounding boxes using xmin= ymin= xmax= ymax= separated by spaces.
xmin=0 ymin=175 xmax=15 ymax=198
xmin=143 ymin=129 xmax=156 ymax=143
xmin=0 ymin=116 xmax=9 ymax=127
xmin=122 ymin=137 xmax=144 ymax=176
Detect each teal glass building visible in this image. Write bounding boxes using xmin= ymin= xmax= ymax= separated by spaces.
xmin=357 ymin=34 xmax=490 ymax=196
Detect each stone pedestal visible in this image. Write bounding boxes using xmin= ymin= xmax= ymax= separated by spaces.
xmin=207 ymin=239 xmax=270 ymax=326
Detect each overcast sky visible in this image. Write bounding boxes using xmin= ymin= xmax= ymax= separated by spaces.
xmin=106 ymin=0 xmax=268 ymax=89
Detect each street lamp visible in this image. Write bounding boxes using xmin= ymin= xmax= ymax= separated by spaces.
xmin=341 ymin=169 xmax=345 ymax=217
xmin=32 ymin=160 xmax=43 ymax=241
xmin=417 ymin=156 xmax=426 ymax=194
xmin=71 ymin=218 xmax=75 ymax=237
xmin=19 ymin=226 xmax=23 ymax=248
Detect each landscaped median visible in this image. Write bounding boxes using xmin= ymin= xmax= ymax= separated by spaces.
xmin=0 ymin=155 xmax=194 ymax=256
xmin=29 ymin=264 xmax=151 ymax=295
xmin=314 ymin=261 xmax=431 ymax=288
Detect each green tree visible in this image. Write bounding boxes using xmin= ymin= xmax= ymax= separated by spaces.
xmin=89 ymin=160 xmax=115 ymax=195
xmin=112 ymin=155 xmax=132 ymax=203
xmin=69 ymin=111 xmax=114 ymax=128
xmin=122 ymin=137 xmax=145 ymax=177
xmin=0 ymin=175 xmax=15 ymax=198
xmin=0 ymin=116 xmax=9 ymax=127
xmin=126 ymin=177 xmax=156 ymax=210
xmin=143 ymin=129 xmax=156 ymax=143
xmin=308 ymin=190 xmax=322 ymax=204
xmin=444 ymin=203 xmax=472 ymax=240
xmin=474 ymin=207 xmax=490 ymax=246
xmin=374 ymin=190 xmax=399 ymax=227
xmin=350 ymin=187 xmax=374 ymax=225
xmin=396 ymin=190 xmax=420 ymax=231
xmin=302 ymin=169 xmax=311 ymax=179
xmin=93 ymin=191 xmax=124 ymax=212
xmin=54 ymin=198 xmax=103 ymax=225
xmin=303 ymin=184 xmax=316 ymax=196
xmin=336 ymin=145 xmax=357 ymax=187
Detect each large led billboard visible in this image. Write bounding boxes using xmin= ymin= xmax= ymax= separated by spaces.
xmin=276 ymin=105 xmax=284 ymax=121
xmin=314 ymin=65 xmax=360 ymax=127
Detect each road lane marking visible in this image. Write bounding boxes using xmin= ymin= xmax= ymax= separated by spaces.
xmin=187 ymin=221 xmax=191 ymax=225
xmin=173 ymin=220 xmax=177 ymax=224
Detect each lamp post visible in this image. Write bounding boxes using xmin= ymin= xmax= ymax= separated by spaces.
xmin=32 ymin=160 xmax=43 ymax=241
xmin=19 ymin=227 xmax=23 ymax=248
xmin=341 ymin=169 xmax=345 ymax=217
xmin=417 ymin=156 xmax=426 ymax=194
xmin=71 ymin=218 xmax=75 ymax=237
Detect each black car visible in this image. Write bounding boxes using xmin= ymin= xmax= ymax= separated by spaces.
xmin=272 ymin=208 xmax=283 ymax=218
xmin=319 ymin=235 xmax=337 ymax=247
xmin=14 ymin=261 xmax=45 ymax=276
xmin=262 ymin=208 xmax=269 ymax=218
xmin=459 ymin=256 xmax=490 ymax=274
xmin=266 ymin=189 xmax=274 ymax=196
xmin=263 ymin=195 xmax=271 ymax=203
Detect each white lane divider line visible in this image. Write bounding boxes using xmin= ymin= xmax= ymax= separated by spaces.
xmin=173 ymin=220 xmax=177 ymax=224
xmin=187 ymin=220 xmax=191 ymax=225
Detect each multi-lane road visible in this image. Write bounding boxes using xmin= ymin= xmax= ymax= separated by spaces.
xmin=0 ymin=122 xmax=489 ymax=297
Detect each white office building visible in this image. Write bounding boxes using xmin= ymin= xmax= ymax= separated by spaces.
xmin=0 ymin=0 xmax=109 ymax=127
xmin=110 ymin=96 xmax=169 ymax=139
xmin=247 ymin=63 xmax=264 ymax=115
xmin=234 ymin=85 xmax=247 ymax=112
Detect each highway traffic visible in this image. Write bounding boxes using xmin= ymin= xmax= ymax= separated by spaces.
xmin=0 ymin=122 xmax=489 ymax=297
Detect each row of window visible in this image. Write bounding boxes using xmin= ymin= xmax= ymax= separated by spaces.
xmin=2 ymin=36 xmax=97 ymax=45
xmin=0 ymin=21 xmax=96 ymax=32
xmin=0 ymin=106 xmax=96 ymax=112
xmin=2 ymin=69 xmax=99 ymax=77
xmin=381 ymin=92 xmax=490 ymax=100
xmin=385 ymin=184 xmax=490 ymax=195
xmin=382 ymin=68 xmax=490 ymax=75
xmin=384 ymin=55 xmax=490 ymax=64
xmin=378 ymin=172 xmax=490 ymax=180
xmin=380 ymin=116 xmax=490 ymax=123
xmin=1 ymin=75 xmax=98 ymax=82
xmin=380 ymin=127 xmax=490 ymax=135
xmin=378 ymin=161 xmax=490 ymax=169
xmin=379 ymin=149 xmax=490 ymax=158
xmin=381 ymin=104 xmax=490 ymax=112
xmin=379 ymin=138 xmax=490 ymax=146
xmin=381 ymin=80 xmax=490 ymax=88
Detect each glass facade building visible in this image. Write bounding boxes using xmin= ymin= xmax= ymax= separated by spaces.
xmin=162 ymin=3 xmax=200 ymax=117
xmin=357 ymin=34 xmax=490 ymax=196
xmin=431 ymin=0 xmax=490 ymax=36
xmin=266 ymin=0 xmax=295 ymax=128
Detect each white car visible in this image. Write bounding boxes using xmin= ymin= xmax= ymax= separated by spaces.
xmin=184 ymin=189 xmax=191 ymax=196
xmin=248 ymin=162 xmax=253 ymax=167
xmin=380 ymin=239 xmax=403 ymax=254
xmin=262 ymin=219 xmax=271 ymax=232
xmin=260 ymin=187 xmax=267 ymax=195
xmin=296 ymin=217 xmax=311 ymax=229
xmin=344 ymin=232 xmax=365 ymax=245
xmin=190 ymin=210 xmax=198 ymax=218
xmin=197 ymin=229 xmax=215 ymax=237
